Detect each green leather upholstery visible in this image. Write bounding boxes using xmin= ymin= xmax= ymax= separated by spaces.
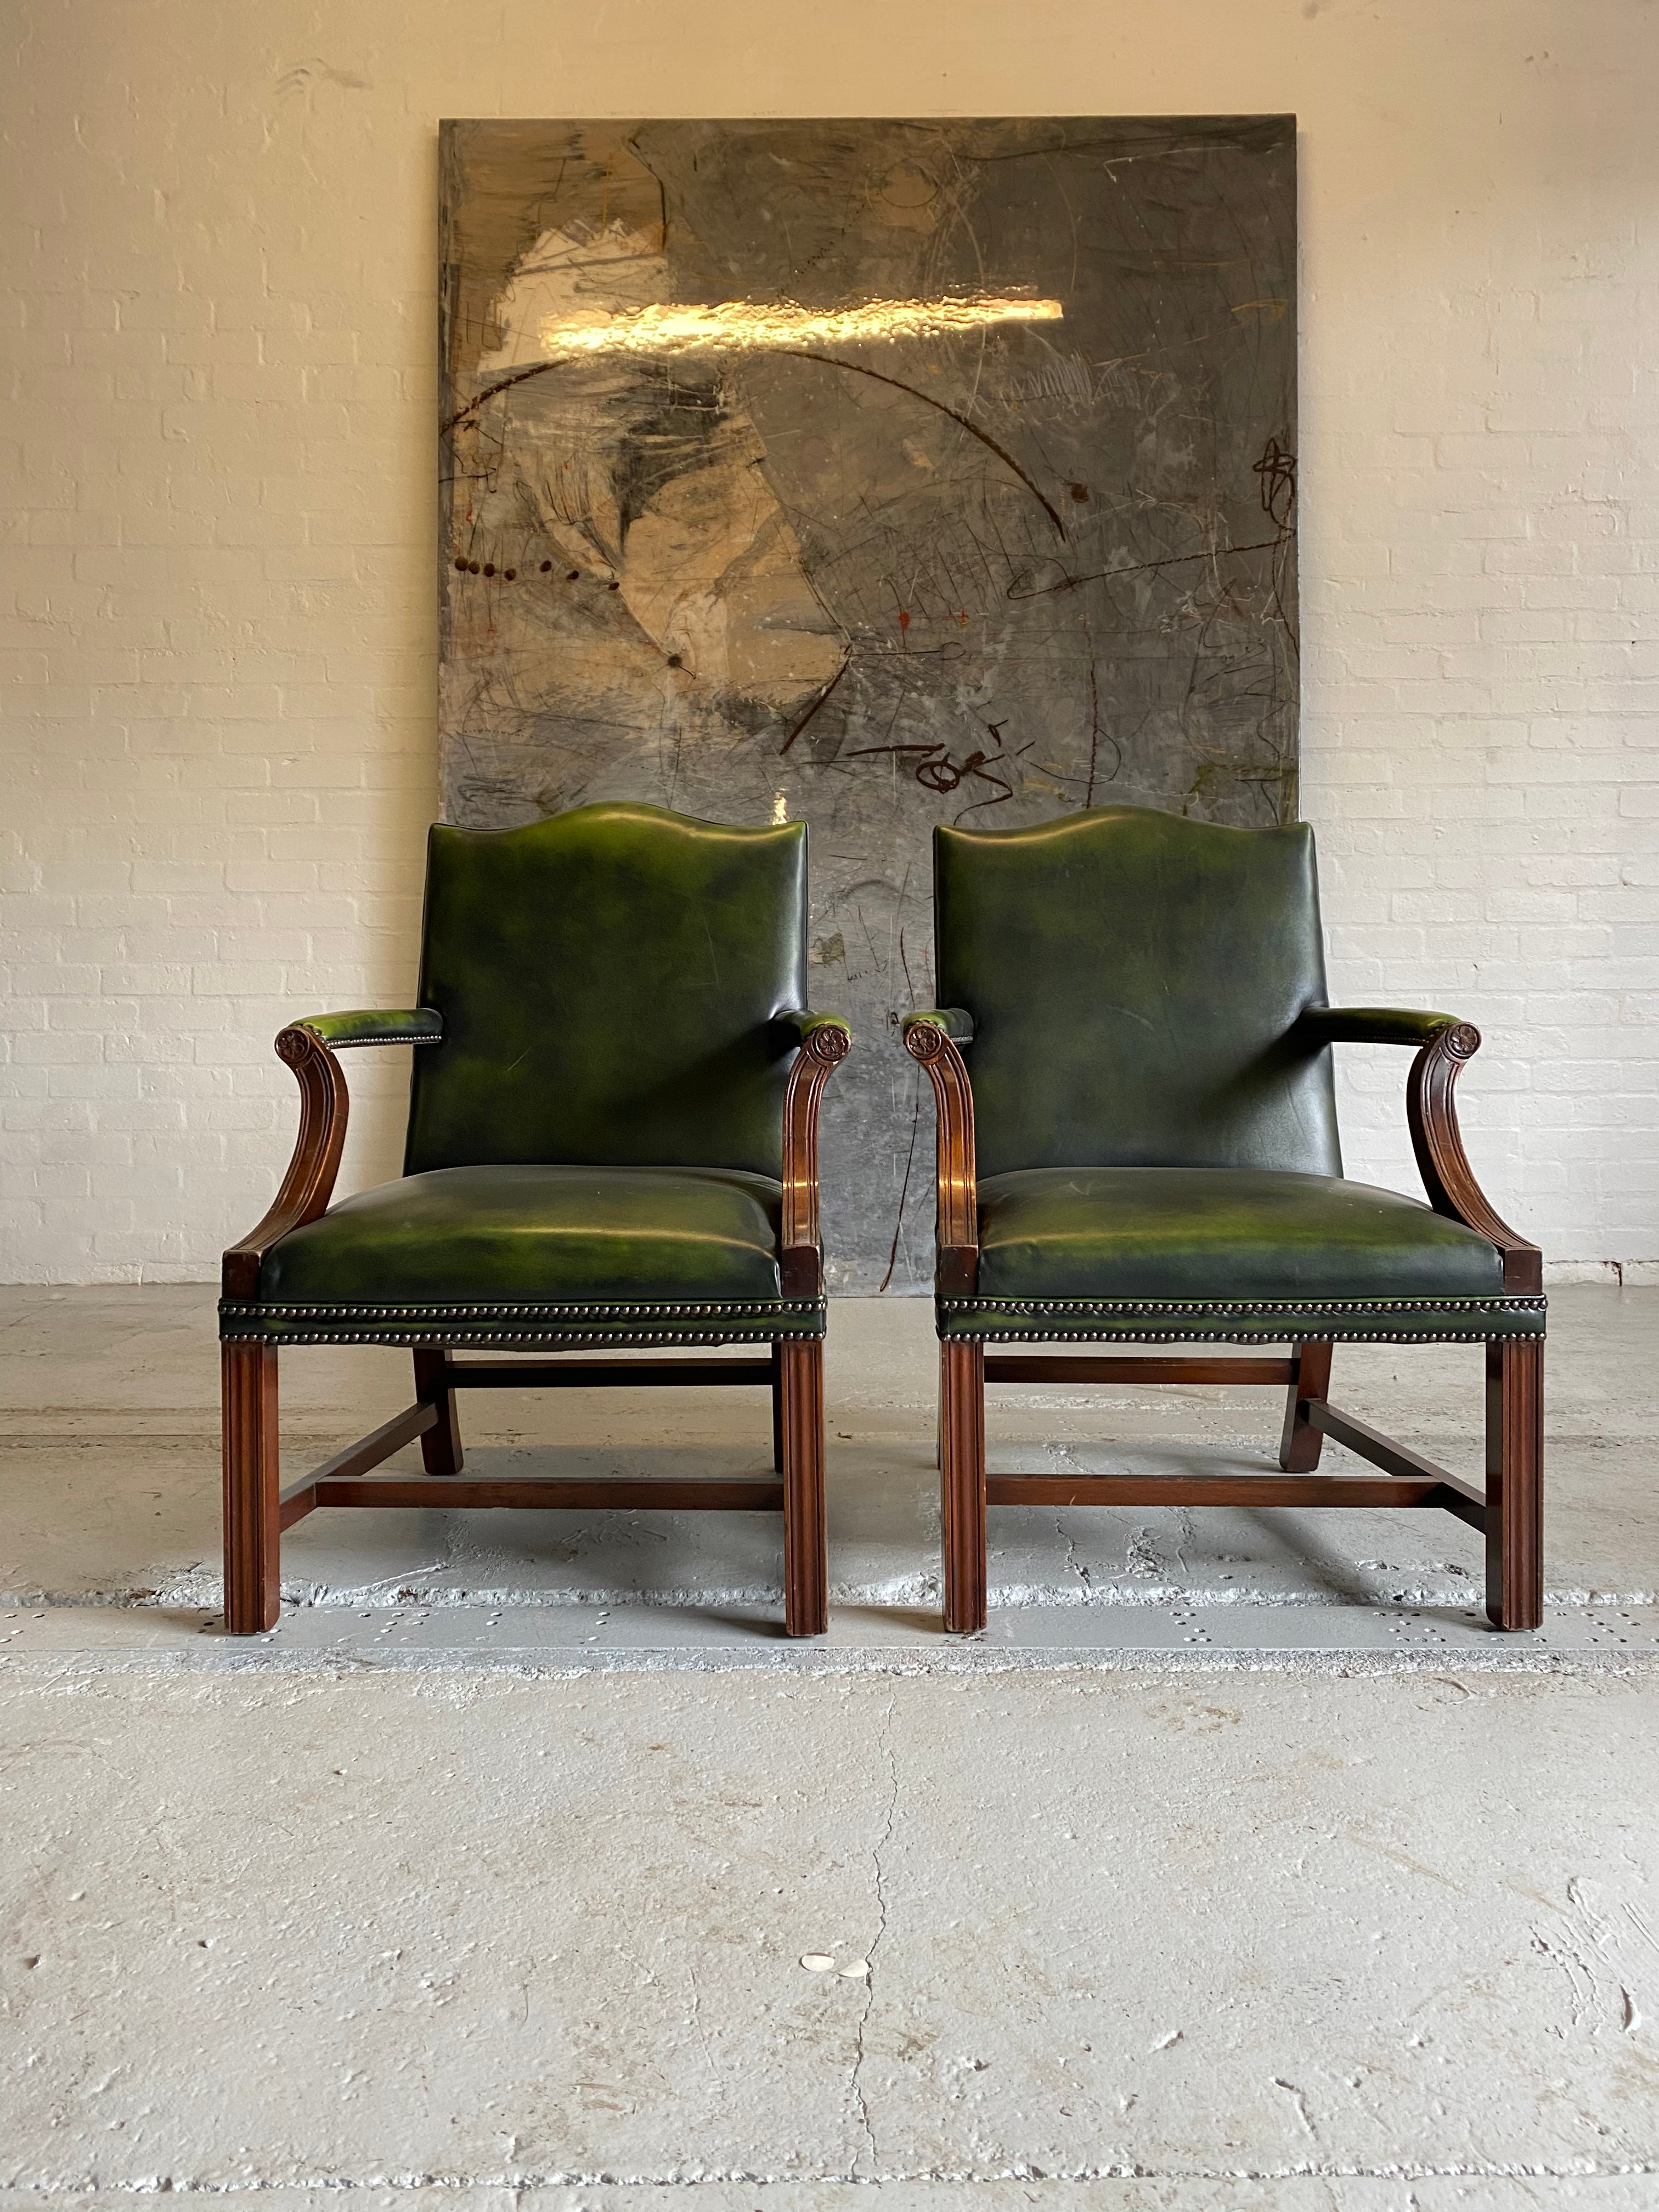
xmin=296 ymin=1008 xmax=444 ymax=1049
xmin=938 ymin=1167 xmax=1542 ymax=1342
xmin=406 ymin=804 xmax=805 ymax=1179
xmin=935 ymin=808 xmax=1341 ymax=1179
xmin=224 ymin=1165 xmax=814 ymax=1347
xmin=1295 ymin=1007 xmax=1464 ymax=1051
xmin=927 ymin=804 xmax=1542 ymax=1346
xmin=224 ymin=803 xmax=842 ymax=1350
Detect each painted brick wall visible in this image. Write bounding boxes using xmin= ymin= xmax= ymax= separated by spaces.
xmin=3 ymin=0 xmax=1656 ymax=1283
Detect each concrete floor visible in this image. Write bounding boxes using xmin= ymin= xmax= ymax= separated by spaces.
xmin=3 ymin=1285 xmax=1658 ymax=2202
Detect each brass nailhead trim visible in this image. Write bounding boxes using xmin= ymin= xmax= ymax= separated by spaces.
xmin=223 ymin=1299 xmax=819 ymax=1319
xmin=936 ymin=1293 xmax=1545 ymax=1345
xmin=326 ymin=1032 xmax=439 ymax=1048
xmin=219 ymin=1296 xmax=826 ymax=1347
xmin=940 ymin=1296 xmax=1546 ymax=1316
xmin=940 ymin=1327 xmax=1545 ymax=1344
xmin=220 ymin=1331 xmax=822 ymax=1346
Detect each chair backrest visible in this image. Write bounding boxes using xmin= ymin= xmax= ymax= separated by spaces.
xmin=405 ymin=803 xmax=806 ymax=1177
xmin=935 ymin=806 xmax=1342 ymax=1178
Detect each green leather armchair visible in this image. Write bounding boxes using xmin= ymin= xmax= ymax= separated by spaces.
xmin=221 ymin=802 xmax=850 ymax=1638
xmin=904 ymin=804 xmax=1543 ymax=1635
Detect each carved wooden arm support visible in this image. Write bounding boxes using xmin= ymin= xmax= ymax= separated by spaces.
xmin=1296 ymin=1006 xmax=1541 ymax=1293
xmin=902 ymin=1010 xmax=979 ymax=1295
xmin=221 ymin=1011 xmax=443 ymax=1298
xmin=779 ymin=1012 xmax=853 ymax=1294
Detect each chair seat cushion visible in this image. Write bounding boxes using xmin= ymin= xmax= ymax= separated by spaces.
xmin=939 ymin=1168 xmax=1543 ymax=1342
xmin=222 ymin=1164 xmax=817 ymax=1347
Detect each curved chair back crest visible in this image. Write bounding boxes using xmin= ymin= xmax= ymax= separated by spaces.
xmin=405 ymin=803 xmax=806 ymax=1177
xmin=935 ymin=805 xmax=1341 ymax=1178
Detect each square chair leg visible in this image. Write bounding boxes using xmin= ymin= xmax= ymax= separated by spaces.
xmin=222 ymin=1340 xmax=280 ymax=1633
xmin=1279 ymin=1340 xmax=1334 ymax=1471
xmin=414 ymin=1349 xmax=464 ymax=1475
xmin=940 ymin=1339 xmax=987 ymax=1634
xmin=778 ymin=1340 xmax=828 ymax=1637
xmin=1487 ymin=1338 xmax=1544 ymax=1630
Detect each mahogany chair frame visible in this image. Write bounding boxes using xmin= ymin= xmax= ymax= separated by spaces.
xmin=221 ymin=1018 xmax=849 ymax=1639
xmin=905 ymin=1013 xmax=1543 ymax=1636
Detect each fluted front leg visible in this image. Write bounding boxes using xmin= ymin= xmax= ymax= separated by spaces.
xmin=780 ymin=1340 xmax=828 ymax=1637
xmin=1487 ymin=1339 xmax=1543 ymax=1630
xmin=222 ymin=1341 xmax=280 ymax=1633
xmin=940 ymin=1339 xmax=986 ymax=1634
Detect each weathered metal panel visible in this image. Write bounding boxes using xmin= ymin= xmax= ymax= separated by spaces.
xmin=439 ymin=117 xmax=1299 ymax=1290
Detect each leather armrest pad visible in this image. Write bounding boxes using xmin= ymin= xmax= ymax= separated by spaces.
xmin=295 ymin=1008 xmax=444 ymax=1049
xmin=902 ymin=1007 xmax=976 ymax=1046
xmin=778 ymin=1008 xmax=853 ymax=1049
xmin=1296 ymin=1006 xmax=1466 ymax=1051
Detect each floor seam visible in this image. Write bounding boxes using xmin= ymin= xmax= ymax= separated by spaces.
xmin=5 ymin=2157 xmax=1659 ymax=2188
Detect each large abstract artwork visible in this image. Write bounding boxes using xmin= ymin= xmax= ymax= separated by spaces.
xmin=438 ymin=116 xmax=1298 ymax=1290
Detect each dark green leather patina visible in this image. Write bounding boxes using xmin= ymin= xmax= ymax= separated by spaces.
xmin=939 ymin=1167 xmax=1542 ymax=1342
xmin=297 ymin=1008 xmax=445 ymax=1049
xmin=407 ymin=804 xmax=805 ymax=1178
xmin=936 ymin=808 xmax=1341 ymax=1179
xmin=1294 ymin=1007 xmax=1464 ymax=1052
xmin=225 ymin=803 xmax=840 ymax=1349
xmin=224 ymin=1164 xmax=814 ymax=1347
xmin=929 ymin=805 xmax=1543 ymax=1346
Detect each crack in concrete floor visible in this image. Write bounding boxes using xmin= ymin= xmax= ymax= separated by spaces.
xmin=4 ymin=1666 xmax=1658 ymax=2192
xmin=847 ymin=1696 xmax=898 ymax=2180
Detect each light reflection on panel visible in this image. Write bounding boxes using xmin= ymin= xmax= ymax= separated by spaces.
xmin=537 ymin=295 xmax=1065 ymax=356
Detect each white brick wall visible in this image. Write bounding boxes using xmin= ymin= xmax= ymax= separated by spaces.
xmin=3 ymin=0 xmax=1656 ymax=1282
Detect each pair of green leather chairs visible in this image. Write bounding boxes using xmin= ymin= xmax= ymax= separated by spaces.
xmin=221 ymin=802 xmax=1543 ymax=1640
